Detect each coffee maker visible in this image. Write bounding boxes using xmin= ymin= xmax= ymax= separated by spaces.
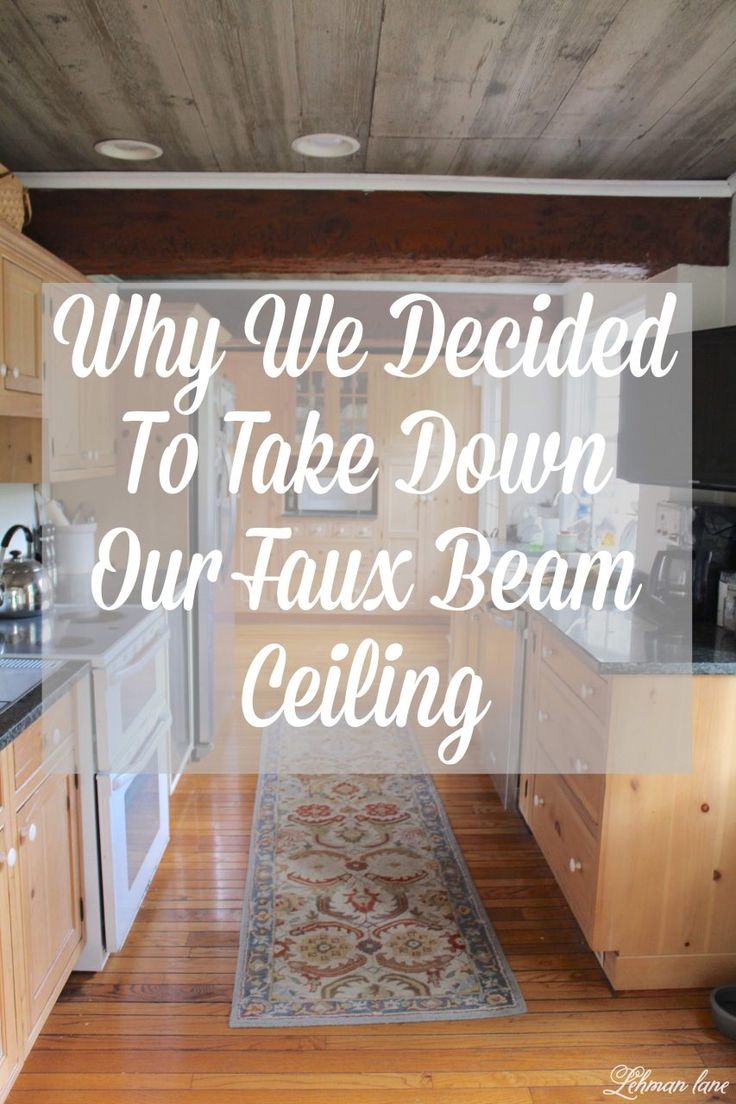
xmin=691 ymin=505 xmax=736 ymax=623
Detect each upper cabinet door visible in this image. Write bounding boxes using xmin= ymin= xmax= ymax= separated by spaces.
xmin=1 ymin=259 xmax=42 ymax=395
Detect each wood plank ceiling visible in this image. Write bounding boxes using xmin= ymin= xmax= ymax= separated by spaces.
xmin=1 ymin=0 xmax=736 ymax=180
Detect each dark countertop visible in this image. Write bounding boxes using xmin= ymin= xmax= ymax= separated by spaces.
xmin=513 ymin=594 xmax=736 ymax=674
xmin=0 ymin=659 xmax=90 ymax=752
xmin=477 ymin=543 xmax=736 ymax=675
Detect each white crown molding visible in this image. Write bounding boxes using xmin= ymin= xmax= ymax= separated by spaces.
xmin=16 ymin=170 xmax=733 ymax=199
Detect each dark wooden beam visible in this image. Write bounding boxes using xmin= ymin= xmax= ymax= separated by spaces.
xmin=26 ymin=189 xmax=730 ymax=279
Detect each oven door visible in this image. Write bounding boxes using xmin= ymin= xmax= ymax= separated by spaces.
xmin=96 ymin=712 xmax=171 ymax=952
xmin=96 ymin=615 xmax=170 ymax=772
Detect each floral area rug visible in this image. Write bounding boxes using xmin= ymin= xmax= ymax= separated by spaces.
xmin=230 ymin=722 xmax=526 ymax=1026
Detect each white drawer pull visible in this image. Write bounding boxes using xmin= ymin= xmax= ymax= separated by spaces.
xmin=542 ymin=645 xmax=554 ymax=659
xmin=21 ymin=823 xmax=37 ymax=843
xmin=0 ymin=363 xmax=7 ymax=378
xmin=573 ymin=757 xmax=590 ymax=774
xmin=569 ymin=857 xmax=582 ymax=873
xmin=11 ymin=366 xmax=19 ymax=380
xmin=580 ymin=684 xmax=594 ymax=700
xmin=533 ymin=794 xmax=545 ymax=808
xmin=538 ymin=710 xmax=549 ymax=723
xmin=0 ymin=848 xmax=17 ymax=868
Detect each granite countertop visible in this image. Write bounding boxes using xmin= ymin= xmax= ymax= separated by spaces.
xmin=477 ymin=542 xmax=736 ymax=675
xmin=0 ymin=659 xmax=90 ymax=752
xmin=514 ymin=594 xmax=736 ymax=674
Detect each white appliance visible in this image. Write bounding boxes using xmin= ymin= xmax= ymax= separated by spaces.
xmin=96 ymin=711 xmax=170 ymax=952
xmin=90 ymin=609 xmax=171 ymax=953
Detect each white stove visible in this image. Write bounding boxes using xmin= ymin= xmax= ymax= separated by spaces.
xmin=0 ymin=604 xmax=155 ymax=664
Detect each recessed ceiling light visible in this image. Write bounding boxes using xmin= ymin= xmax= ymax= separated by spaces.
xmin=94 ymin=138 xmax=163 ymax=161
xmin=291 ymin=133 xmax=360 ymax=159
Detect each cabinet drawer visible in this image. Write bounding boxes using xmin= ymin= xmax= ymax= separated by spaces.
xmin=536 ymin=667 xmax=606 ymax=825
xmin=13 ymin=692 xmax=75 ymax=803
xmin=530 ymin=755 xmax=600 ymax=938
xmin=331 ymin=521 xmax=377 ymax=540
xmin=540 ymin=624 xmax=609 ymax=725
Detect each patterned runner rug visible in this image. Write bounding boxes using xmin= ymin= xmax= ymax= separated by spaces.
xmin=231 ymin=723 xmax=526 ymax=1026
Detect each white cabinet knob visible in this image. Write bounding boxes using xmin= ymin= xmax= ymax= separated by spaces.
xmin=0 ymin=848 xmax=17 ymax=868
xmin=538 ymin=710 xmax=549 ymax=723
xmin=0 ymin=363 xmax=6 ymax=377
xmin=569 ymin=858 xmax=582 ymax=873
xmin=580 ymin=684 xmax=594 ymax=700
xmin=53 ymin=727 xmax=62 ymax=746
xmin=11 ymin=366 xmax=19 ymax=379
xmin=573 ymin=757 xmax=589 ymax=774
xmin=21 ymin=823 xmax=37 ymax=843
xmin=533 ymin=794 xmax=545 ymax=808
xmin=542 ymin=646 xmax=554 ymax=659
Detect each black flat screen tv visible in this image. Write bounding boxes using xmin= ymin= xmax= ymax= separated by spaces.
xmin=617 ymin=324 xmax=736 ymax=491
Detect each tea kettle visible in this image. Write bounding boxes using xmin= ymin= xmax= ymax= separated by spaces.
xmin=0 ymin=525 xmax=53 ymax=619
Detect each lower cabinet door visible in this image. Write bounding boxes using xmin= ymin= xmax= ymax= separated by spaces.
xmin=0 ymin=822 xmax=19 ymax=1098
xmin=16 ymin=773 xmax=82 ymax=1037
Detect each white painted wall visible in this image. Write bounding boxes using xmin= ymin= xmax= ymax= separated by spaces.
xmin=0 ymin=484 xmax=36 ymax=553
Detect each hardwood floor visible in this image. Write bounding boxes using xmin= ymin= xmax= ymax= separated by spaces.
xmin=8 ymin=623 xmax=736 ymax=1104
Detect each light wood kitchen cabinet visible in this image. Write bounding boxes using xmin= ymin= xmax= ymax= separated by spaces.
xmin=384 ymin=455 xmax=474 ymax=610
xmin=0 ymin=804 xmax=20 ymax=1104
xmin=520 ymin=614 xmax=736 ymax=989
xmin=0 ymin=222 xmax=81 ymax=423
xmin=15 ymin=770 xmax=82 ymax=1039
xmin=1 ymin=258 xmax=42 ymax=398
xmin=291 ymin=357 xmax=383 ymax=446
xmin=0 ymin=684 xmax=85 ymax=1101
xmin=0 ymin=221 xmax=114 ymax=481
xmin=46 ymin=288 xmax=116 ymax=481
xmin=448 ymin=579 xmax=480 ymax=675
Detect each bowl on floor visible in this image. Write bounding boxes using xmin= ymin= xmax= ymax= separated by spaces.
xmin=710 ymin=986 xmax=736 ymax=1040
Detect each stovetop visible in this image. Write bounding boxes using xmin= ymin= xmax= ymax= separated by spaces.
xmin=0 ymin=604 xmax=159 ymax=665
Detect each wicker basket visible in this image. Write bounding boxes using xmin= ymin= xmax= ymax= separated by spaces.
xmin=0 ymin=165 xmax=31 ymax=231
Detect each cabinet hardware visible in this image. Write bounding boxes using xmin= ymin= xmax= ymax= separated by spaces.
xmin=568 ymin=858 xmax=583 ymax=873
xmin=533 ymin=794 xmax=545 ymax=807
xmin=20 ymin=823 xmax=37 ymax=843
xmin=0 ymin=848 xmax=17 ymax=868
xmin=542 ymin=645 xmax=554 ymax=659
xmin=538 ymin=710 xmax=549 ymax=723
xmin=580 ymin=684 xmax=594 ymax=700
